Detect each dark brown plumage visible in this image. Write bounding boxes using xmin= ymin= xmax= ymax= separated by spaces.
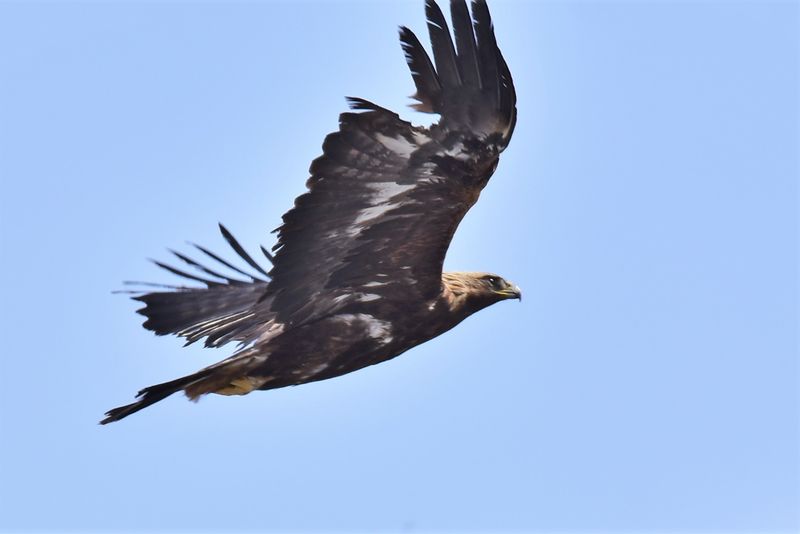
xmin=102 ymin=0 xmax=519 ymax=425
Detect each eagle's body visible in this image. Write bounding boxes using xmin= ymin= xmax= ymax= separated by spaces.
xmin=197 ymin=274 xmax=507 ymax=398
xmin=102 ymin=0 xmax=519 ymax=424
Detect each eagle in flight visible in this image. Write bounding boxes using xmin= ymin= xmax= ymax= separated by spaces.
xmin=102 ymin=0 xmax=518 ymax=424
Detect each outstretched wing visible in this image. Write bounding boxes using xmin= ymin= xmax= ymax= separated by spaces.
xmin=263 ymin=0 xmax=516 ymax=327
xmin=129 ymin=224 xmax=277 ymax=348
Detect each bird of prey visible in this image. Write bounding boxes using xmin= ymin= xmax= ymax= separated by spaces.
xmin=102 ymin=0 xmax=518 ymax=424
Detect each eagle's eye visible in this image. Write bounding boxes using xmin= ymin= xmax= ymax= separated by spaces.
xmin=485 ymin=276 xmax=503 ymax=289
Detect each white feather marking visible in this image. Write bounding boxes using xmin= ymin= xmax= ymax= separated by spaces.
xmin=336 ymin=313 xmax=393 ymax=345
xmin=177 ymin=311 xmax=254 ymax=336
xmin=443 ymin=141 xmax=469 ymax=160
xmin=302 ymin=362 xmax=330 ymax=379
xmin=411 ymin=131 xmax=431 ymax=145
xmin=351 ymin=181 xmax=415 ymax=227
xmin=353 ymin=204 xmax=394 ymax=225
xmin=255 ymin=322 xmax=284 ymax=345
xmin=375 ymin=133 xmax=417 ymax=157
xmin=417 ymin=162 xmax=438 ymax=178
xmin=357 ymin=293 xmax=380 ymax=302
xmin=366 ymin=181 xmax=415 ymax=197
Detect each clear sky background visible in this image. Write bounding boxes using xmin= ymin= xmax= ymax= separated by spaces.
xmin=0 ymin=1 xmax=796 ymax=532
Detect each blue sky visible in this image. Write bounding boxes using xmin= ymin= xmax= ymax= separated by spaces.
xmin=0 ymin=1 xmax=796 ymax=532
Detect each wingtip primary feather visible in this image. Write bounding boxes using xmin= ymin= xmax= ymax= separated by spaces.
xmin=259 ymin=245 xmax=274 ymax=263
xmin=425 ymin=0 xmax=462 ymax=89
xmin=449 ymin=0 xmax=481 ymax=88
xmin=470 ymin=0 xmax=500 ymax=107
xmin=151 ymin=258 xmax=222 ymax=287
xmin=346 ymin=96 xmax=377 ymax=111
xmin=218 ymin=224 xmax=270 ymax=279
xmin=398 ymin=25 xmax=442 ymax=113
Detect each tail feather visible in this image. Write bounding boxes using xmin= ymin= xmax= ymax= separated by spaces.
xmin=101 ymin=350 xmax=268 ymax=424
xmin=100 ymin=368 xmax=214 ymax=425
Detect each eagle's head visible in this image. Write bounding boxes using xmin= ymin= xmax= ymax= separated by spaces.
xmin=442 ymin=272 xmax=522 ymax=316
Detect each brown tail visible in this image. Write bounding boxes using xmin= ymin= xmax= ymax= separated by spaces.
xmin=101 ymin=349 xmax=267 ymax=424
xmin=100 ymin=368 xmax=215 ymax=425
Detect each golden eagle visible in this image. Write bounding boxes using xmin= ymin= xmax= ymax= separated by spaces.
xmin=102 ymin=0 xmax=519 ymax=424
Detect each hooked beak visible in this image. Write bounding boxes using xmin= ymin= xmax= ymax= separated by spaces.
xmin=512 ymin=285 xmax=522 ymax=301
xmin=499 ymin=285 xmax=522 ymax=301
